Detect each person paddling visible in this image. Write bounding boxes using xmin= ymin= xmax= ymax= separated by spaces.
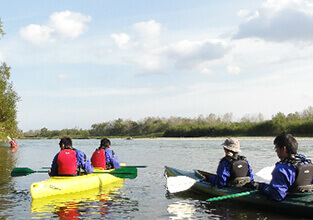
xmin=245 ymin=133 xmax=313 ymax=201
xmin=205 ymin=138 xmax=254 ymax=188
xmin=49 ymin=137 xmax=93 ymax=176
xmin=10 ymin=139 xmax=18 ymax=148
xmin=91 ymin=138 xmax=120 ymax=170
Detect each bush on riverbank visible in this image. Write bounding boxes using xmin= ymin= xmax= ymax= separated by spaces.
xmin=22 ymin=107 xmax=313 ymax=139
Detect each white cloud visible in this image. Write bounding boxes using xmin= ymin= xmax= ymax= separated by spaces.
xmin=227 ymin=65 xmax=241 ymax=74
xmin=111 ymin=33 xmax=130 ymax=49
xmin=49 ymin=11 xmax=91 ymax=39
xmin=237 ymin=10 xmax=259 ymax=21
xmin=110 ymin=20 xmax=231 ymax=75
xmin=132 ymin=20 xmax=161 ymax=41
xmin=20 ymin=24 xmax=55 ymax=44
xmin=20 ymin=11 xmax=91 ymax=44
xmin=168 ymin=40 xmax=230 ymax=71
xmin=234 ymin=0 xmax=313 ymax=42
xmin=201 ymin=68 xmax=213 ymax=76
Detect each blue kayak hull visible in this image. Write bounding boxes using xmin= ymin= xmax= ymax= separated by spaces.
xmin=165 ymin=166 xmax=313 ymax=218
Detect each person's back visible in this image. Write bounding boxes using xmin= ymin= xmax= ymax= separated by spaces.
xmin=91 ymin=148 xmax=106 ymax=169
xmin=247 ymin=133 xmax=313 ymax=201
xmin=91 ymin=138 xmax=120 ymax=170
xmin=49 ymin=137 xmax=93 ymax=176
xmin=208 ymin=138 xmax=254 ymax=188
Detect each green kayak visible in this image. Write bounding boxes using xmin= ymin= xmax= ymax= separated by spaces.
xmin=165 ymin=166 xmax=313 ymax=218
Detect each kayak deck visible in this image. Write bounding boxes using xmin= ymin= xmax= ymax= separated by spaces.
xmin=31 ymin=168 xmax=124 ymax=199
xmin=165 ymin=166 xmax=313 ymax=218
xmin=31 ymin=177 xmax=124 ymax=213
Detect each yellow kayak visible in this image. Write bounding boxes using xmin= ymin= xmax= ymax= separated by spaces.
xmin=30 ymin=167 xmax=125 ymax=199
xmin=31 ymin=177 xmax=124 ymax=213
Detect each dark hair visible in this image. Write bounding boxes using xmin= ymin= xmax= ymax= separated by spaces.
xmin=59 ymin=137 xmax=72 ymax=149
xmin=274 ymin=132 xmax=298 ymax=154
xmin=100 ymin=138 xmax=111 ymax=149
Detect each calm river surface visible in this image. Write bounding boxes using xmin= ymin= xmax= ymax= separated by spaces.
xmin=1 ymin=138 xmax=313 ymax=219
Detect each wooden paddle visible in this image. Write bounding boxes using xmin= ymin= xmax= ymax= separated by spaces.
xmin=11 ymin=167 xmax=137 ymax=179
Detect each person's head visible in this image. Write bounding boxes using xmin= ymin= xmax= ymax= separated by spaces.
xmin=100 ymin=138 xmax=111 ymax=149
xmin=59 ymin=137 xmax=72 ymax=149
xmin=274 ymin=132 xmax=298 ymax=158
xmin=221 ymin=138 xmax=240 ymax=156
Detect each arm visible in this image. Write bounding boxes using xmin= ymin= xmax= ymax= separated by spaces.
xmin=76 ymin=150 xmax=93 ymax=174
xmin=247 ymin=161 xmax=255 ymax=181
xmin=208 ymin=160 xmax=231 ymax=188
xmin=49 ymin=153 xmax=59 ymax=177
xmin=259 ymin=164 xmax=296 ymax=201
xmin=105 ymin=149 xmax=120 ymax=169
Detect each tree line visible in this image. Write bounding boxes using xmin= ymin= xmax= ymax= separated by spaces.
xmin=22 ymin=106 xmax=313 ymax=138
xmin=0 ymin=19 xmax=20 ymax=141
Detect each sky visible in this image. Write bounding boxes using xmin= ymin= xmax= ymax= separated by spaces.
xmin=1 ymin=0 xmax=313 ymax=131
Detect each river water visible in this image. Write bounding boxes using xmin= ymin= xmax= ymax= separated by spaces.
xmin=1 ymin=138 xmax=313 ymax=219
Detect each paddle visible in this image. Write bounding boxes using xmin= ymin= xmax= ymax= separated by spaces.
xmin=166 ymin=176 xmax=201 ymax=193
xmin=11 ymin=167 xmax=48 ymax=177
xmin=255 ymin=166 xmax=274 ymax=181
xmin=41 ymin=165 xmax=147 ymax=169
xmin=206 ymin=190 xmax=259 ymax=202
xmin=11 ymin=167 xmax=137 ymax=179
xmin=166 ymin=175 xmax=259 ymax=202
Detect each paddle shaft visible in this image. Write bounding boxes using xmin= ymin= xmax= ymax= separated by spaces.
xmin=206 ymin=190 xmax=259 ymax=202
xmin=11 ymin=167 xmax=137 ymax=179
xmin=41 ymin=165 xmax=147 ymax=169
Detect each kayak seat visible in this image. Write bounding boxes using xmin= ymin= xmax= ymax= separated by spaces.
xmin=228 ymin=177 xmax=251 ymax=187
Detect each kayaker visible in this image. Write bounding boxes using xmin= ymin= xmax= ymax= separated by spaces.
xmin=10 ymin=139 xmax=18 ymax=148
xmin=206 ymin=138 xmax=254 ymax=188
xmin=245 ymin=133 xmax=313 ymax=201
xmin=91 ymin=138 xmax=120 ymax=169
xmin=49 ymin=137 xmax=93 ymax=176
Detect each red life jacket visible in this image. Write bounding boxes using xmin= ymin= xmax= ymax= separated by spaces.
xmin=57 ymin=149 xmax=77 ymax=175
xmin=10 ymin=140 xmax=18 ymax=148
xmin=91 ymin=149 xmax=106 ymax=169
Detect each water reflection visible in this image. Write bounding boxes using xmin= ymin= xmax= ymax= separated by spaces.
xmin=166 ymin=190 xmax=302 ymax=219
xmin=167 ymin=200 xmax=195 ymax=219
xmin=31 ymin=179 xmax=139 ymax=219
xmin=0 ymin=144 xmax=18 ymax=214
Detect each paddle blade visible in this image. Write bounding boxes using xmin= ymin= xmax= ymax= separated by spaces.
xmin=166 ymin=176 xmax=197 ymax=193
xmin=255 ymin=166 xmax=274 ymax=181
xmin=11 ymin=167 xmax=35 ymax=177
xmin=109 ymin=167 xmax=138 ymax=179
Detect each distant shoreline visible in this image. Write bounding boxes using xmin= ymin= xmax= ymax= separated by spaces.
xmin=4 ymin=136 xmax=313 ymax=141
xmin=119 ymin=136 xmax=313 ymax=141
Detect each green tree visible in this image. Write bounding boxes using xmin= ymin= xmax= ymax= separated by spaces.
xmin=0 ymin=63 xmax=20 ymax=139
xmin=0 ymin=20 xmax=20 ymax=140
xmin=0 ymin=19 xmax=5 ymax=38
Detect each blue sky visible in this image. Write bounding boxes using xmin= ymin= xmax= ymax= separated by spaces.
xmin=1 ymin=0 xmax=313 ymax=131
